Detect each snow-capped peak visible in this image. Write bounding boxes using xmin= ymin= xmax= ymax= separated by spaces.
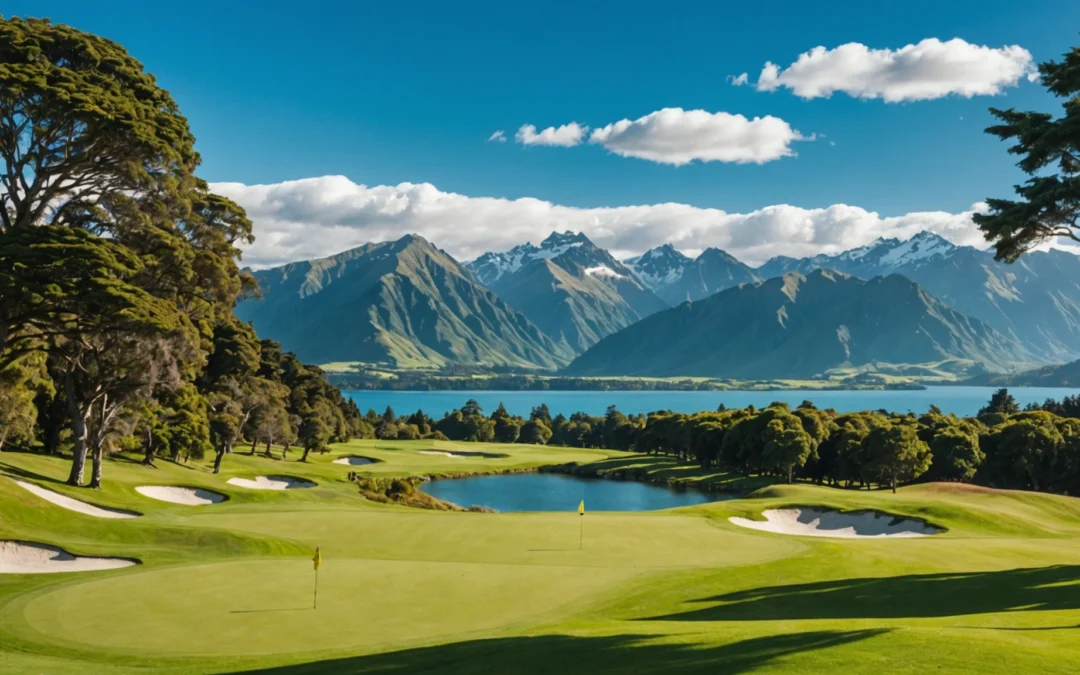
xmin=468 ymin=231 xmax=598 ymax=286
xmin=541 ymin=230 xmax=590 ymax=250
xmin=877 ymin=231 xmax=955 ymax=267
xmin=624 ymin=244 xmax=691 ymax=289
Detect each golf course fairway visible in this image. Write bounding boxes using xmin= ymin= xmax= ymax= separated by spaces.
xmin=3 ymin=439 xmax=1080 ymax=674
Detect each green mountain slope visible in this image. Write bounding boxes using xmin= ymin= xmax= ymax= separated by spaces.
xmin=758 ymin=232 xmax=1080 ymax=361
xmin=565 ymin=269 xmax=1032 ymax=379
xmin=965 ymin=358 xmax=1080 ymax=387
xmin=234 ymin=235 xmax=572 ymax=369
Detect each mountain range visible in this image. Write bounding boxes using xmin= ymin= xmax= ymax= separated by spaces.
xmin=564 ymin=269 xmax=1032 ymax=379
xmin=467 ymin=231 xmax=667 ymax=353
xmin=624 ymin=244 xmax=761 ymax=305
xmin=234 ymin=229 xmax=1080 ymax=377
xmin=234 ymin=235 xmax=572 ymax=370
xmin=756 ymin=231 xmax=1080 ymax=362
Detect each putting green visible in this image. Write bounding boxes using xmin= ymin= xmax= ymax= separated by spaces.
xmin=14 ymin=558 xmax=636 ymax=656
xmin=191 ymin=510 xmax=804 ymax=568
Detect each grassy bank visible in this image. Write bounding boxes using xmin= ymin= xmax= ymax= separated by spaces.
xmin=2 ymin=442 xmax=1080 ymax=673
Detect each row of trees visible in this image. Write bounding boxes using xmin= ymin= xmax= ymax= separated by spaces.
xmin=373 ymin=391 xmax=1080 ymax=495
xmin=0 ymin=18 xmax=362 ymax=486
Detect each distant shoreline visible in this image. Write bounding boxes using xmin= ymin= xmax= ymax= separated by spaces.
xmin=326 ymin=373 xmax=928 ymax=392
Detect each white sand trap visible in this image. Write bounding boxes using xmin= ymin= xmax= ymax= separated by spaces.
xmin=226 ymin=475 xmax=316 ymax=490
xmin=0 ymin=541 xmax=137 ymax=574
xmin=729 ymin=508 xmax=942 ymax=539
xmin=136 ymin=485 xmax=226 ymax=505
xmin=418 ymin=450 xmax=507 ymax=459
xmin=333 ymin=456 xmax=377 ymax=466
xmin=14 ymin=480 xmax=140 ymax=519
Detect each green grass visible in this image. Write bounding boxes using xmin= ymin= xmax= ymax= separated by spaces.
xmin=3 ymin=444 xmax=1080 ymax=673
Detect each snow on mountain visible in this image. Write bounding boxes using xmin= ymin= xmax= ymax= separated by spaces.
xmin=624 ymin=244 xmax=692 ymax=290
xmin=877 ymin=231 xmax=955 ymax=267
xmin=757 ymin=231 xmax=959 ymax=280
xmin=468 ymin=231 xmax=593 ymax=286
xmin=584 ymin=265 xmax=627 ymax=280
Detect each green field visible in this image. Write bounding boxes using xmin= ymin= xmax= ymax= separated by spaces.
xmin=3 ymin=442 xmax=1080 ymax=673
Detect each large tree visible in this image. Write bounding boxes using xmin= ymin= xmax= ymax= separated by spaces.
xmin=864 ymin=422 xmax=933 ymax=493
xmin=0 ymin=16 xmax=196 ymax=235
xmin=974 ymin=44 xmax=1080 ymax=260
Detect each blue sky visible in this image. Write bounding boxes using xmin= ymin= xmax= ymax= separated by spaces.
xmin=14 ymin=1 xmax=1080 ymax=265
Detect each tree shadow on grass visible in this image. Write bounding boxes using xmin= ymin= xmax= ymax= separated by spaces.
xmin=0 ymin=461 xmax=68 ymax=486
xmin=229 ymin=629 xmax=885 ymax=674
xmin=643 ymin=565 xmax=1080 ymax=622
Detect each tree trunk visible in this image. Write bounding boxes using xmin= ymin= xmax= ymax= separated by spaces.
xmin=89 ymin=442 xmax=104 ymax=489
xmin=250 ymin=436 xmax=258 ymax=454
xmin=300 ymin=446 xmax=311 ymax=462
xmin=143 ymin=427 xmax=157 ymax=466
xmin=64 ymin=375 xmax=89 ymax=487
xmin=213 ymin=447 xmax=226 ymax=474
xmin=787 ymin=465 xmax=793 ymax=484
xmin=891 ymin=475 xmax=897 ymax=493
xmin=264 ymin=439 xmax=273 ymax=457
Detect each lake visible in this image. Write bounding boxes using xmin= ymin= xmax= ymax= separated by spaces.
xmin=419 ymin=473 xmax=725 ymax=512
xmin=343 ymin=386 xmax=1080 ymax=419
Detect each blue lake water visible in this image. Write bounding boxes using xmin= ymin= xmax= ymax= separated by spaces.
xmin=344 ymin=386 xmax=1080 ymax=419
xmin=419 ymin=473 xmax=725 ymax=512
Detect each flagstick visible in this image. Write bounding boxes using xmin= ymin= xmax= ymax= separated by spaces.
xmin=579 ymin=513 xmax=583 ymax=551
xmin=313 ymin=567 xmax=319 ymax=610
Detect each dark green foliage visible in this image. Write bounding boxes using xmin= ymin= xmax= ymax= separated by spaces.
xmin=975 ymin=43 xmax=1080 ymax=261
xmin=863 ymin=422 xmax=933 ymax=493
xmin=352 ymin=386 xmax=1080 ymax=497
xmin=980 ymin=388 xmax=1020 ymax=416
xmin=0 ymin=17 xmax=356 ymax=485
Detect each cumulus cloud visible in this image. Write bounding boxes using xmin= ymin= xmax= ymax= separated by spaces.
xmin=514 ymin=122 xmax=588 ymax=147
xmin=487 ymin=130 xmax=506 ymax=143
xmin=212 ymin=175 xmax=993 ymax=269
xmin=756 ymin=38 xmax=1036 ymax=102
xmin=727 ymin=72 xmax=749 ymax=86
xmin=588 ymin=108 xmax=810 ymax=166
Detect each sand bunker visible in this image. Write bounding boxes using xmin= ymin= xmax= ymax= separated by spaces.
xmin=729 ymin=508 xmax=942 ymax=539
xmin=418 ymin=450 xmax=508 ymax=459
xmin=225 ymin=475 xmax=316 ymax=490
xmin=333 ymin=455 xmax=378 ymax=466
xmin=0 ymin=541 xmax=137 ymax=574
xmin=136 ymin=485 xmax=226 ymax=505
xmin=14 ymin=480 xmax=140 ymax=519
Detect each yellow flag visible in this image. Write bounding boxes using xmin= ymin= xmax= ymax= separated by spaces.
xmin=312 ymin=547 xmax=322 ymax=570
xmin=578 ymin=500 xmax=585 ymax=516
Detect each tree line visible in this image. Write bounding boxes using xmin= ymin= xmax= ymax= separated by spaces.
xmin=0 ymin=18 xmax=364 ymax=486
xmin=366 ymin=389 xmax=1080 ymax=495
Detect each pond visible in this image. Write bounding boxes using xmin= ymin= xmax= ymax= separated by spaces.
xmin=419 ymin=472 xmax=730 ymax=512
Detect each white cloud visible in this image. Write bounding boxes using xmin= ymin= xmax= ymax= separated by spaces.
xmin=588 ymin=108 xmax=810 ymax=166
xmin=756 ymin=38 xmax=1036 ymax=102
xmin=487 ymin=130 xmax=506 ymax=143
xmin=213 ymin=175 xmax=993 ymax=269
xmin=514 ymin=122 xmax=587 ymax=147
xmin=727 ymin=72 xmax=749 ymax=86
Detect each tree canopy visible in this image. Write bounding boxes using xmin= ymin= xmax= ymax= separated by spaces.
xmin=0 ymin=17 xmax=356 ymax=487
xmin=975 ymin=43 xmax=1080 ymax=260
